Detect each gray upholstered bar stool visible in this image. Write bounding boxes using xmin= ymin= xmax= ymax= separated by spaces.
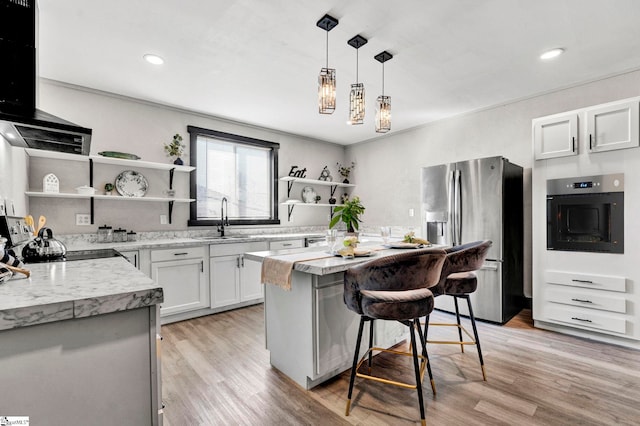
xmin=343 ymin=248 xmax=447 ymax=426
xmin=424 ymin=240 xmax=492 ymax=380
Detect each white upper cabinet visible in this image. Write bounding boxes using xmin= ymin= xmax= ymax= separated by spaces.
xmin=533 ymin=97 xmax=640 ymax=160
xmin=586 ymin=99 xmax=639 ymax=153
xmin=533 ymin=113 xmax=578 ymax=160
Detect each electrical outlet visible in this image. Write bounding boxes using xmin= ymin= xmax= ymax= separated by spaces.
xmin=409 ymin=208 xmax=415 ymax=217
xmin=160 ymin=214 xmax=168 ymax=225
xmin=75 ymin=213 xmax=91 ymax=226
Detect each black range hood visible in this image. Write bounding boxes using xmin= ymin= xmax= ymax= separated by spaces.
xmin=0 ymin=0 xmax=92 ymax=155
xmin=0 ymin=108 xmax=92 ymax=155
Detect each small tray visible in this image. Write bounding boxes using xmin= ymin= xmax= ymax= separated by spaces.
xmin=98 ymin=151 xmax=141 ymax=160
xmin=334 ymin=249 xmax=376 ymax=258
xmin=384 ymin=242 xmax=425 ymax=249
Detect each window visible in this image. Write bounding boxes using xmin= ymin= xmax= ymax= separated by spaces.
xmin=188 ymin=126 xmax=279 ymax=226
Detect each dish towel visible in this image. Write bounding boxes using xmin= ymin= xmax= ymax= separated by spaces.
xmin=261 ymin=251 xmax=334 ymax=291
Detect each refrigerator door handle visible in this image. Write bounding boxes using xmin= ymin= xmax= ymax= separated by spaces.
xmin=454 ymin=169 xmax=462 ymax=246
xmin=447 ymin=170 xmax=456 ymax=245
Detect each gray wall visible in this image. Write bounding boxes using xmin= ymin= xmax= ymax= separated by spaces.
xmin=29 ymin=80 xmax=345 ymax=233
xmin=346 ymin=69 xmax=640 ymax=297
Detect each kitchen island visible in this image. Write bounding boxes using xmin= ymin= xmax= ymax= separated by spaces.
xmin=0 ymin=256 xmax=163 ymax=425
xmin=245 ymin=244 xmax=437 ymax=389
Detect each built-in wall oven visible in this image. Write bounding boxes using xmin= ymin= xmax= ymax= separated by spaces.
xmin=547 ymin=173 xmax=624 ymax=253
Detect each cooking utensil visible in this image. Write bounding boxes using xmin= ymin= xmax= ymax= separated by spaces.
xmin=24 ymin=215 xmax=34 ymax=235
xmin=4 ymin=264 xmax=30 ymax=278
xmin=22 ymin=227 xmax=67 ymax=262
xmin=36 ymin=215 xmax=46 ymax=235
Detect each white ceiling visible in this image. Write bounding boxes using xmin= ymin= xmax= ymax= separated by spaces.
xmin=38 ymin=0 xmax=640 ymax=145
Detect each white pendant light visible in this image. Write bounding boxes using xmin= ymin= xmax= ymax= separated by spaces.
xmin=375 ymin=51 xmax=392 ymax=133
xmin=317 ymin=14 xmax=339 ymax=114
xmin=347 ymin=35 xmax=367 ymax=125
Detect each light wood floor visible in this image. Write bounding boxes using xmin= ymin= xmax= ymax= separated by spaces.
xmin=161 ymin=305 xmax=640 ymax=425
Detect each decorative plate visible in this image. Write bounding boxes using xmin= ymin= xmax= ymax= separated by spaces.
xmin=301 ymin=186 xmax=317 ymax=203
xmin=115 ymin=170 xmax=148 ymax=197
xmin=98 ymin=151 xmax=141 ymax=160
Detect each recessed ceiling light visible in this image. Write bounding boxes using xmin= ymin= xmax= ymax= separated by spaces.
xmin=143 ymin=54 xmax=164 ymax=65
xmin=540 ymin=48 xmax=565 ymax=60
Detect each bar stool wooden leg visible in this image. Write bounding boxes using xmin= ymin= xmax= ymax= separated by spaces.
xmin=346 ymin=317 xmax=366 ymax=416
xmin=367 ymin=318 xmax=375 ymax=373
xmin=453 ymin=296 xmax=465 ymax=353
xmin=415 ymin=317 xmax=436 ymax=396
xmin=464 ymin=295 xmax=486 ymax=381
xmin=408 ymin=320 xmax=427 ymax=426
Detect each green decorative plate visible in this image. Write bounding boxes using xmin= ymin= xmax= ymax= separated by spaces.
xmin=97 ymin=151 xmax=141 ymax=160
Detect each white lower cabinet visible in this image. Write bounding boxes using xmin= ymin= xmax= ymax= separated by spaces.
xmin=210 ymin=242 xmax=268 ymax=309
xmin=119 ymin=250 xmax=139 ymax=269
xmin=210 ymin=255 xmax=241 ymax=307
xmin=314 ymin=280 xmax=361 ymax=377
xmin=151 ymin=246 xmax=207 ymax=316
xmin=537 ymin=270 xmax=631 ymax=338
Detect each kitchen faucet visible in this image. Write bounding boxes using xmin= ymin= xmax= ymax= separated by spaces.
xmin=219 ymin=197 xmax=229 ymax=237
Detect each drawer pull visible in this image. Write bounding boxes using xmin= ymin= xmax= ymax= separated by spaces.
xmin=173 ymin=252 xmax=189 ymax=256
xmin=571 ymin=298 xmax=593 ymax=303
xmin=282 ymin=243 xmax=292 ymax=246
xmin=571 ymin=317 xmax=592 ymax=323
xmin=571 ymin=279 xmax=593 ymax=284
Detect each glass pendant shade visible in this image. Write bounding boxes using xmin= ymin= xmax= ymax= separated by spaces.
xmin=349 ymin=83 xmax=365 ymax=124
xmin=318 ymin=67 xmax=336 ymax=114
xmin=375 ymin=95 xmax=391 ymax=133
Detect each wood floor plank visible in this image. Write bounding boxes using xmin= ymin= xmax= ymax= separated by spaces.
xmin=161 ymin=306 xmax=640 ymax=425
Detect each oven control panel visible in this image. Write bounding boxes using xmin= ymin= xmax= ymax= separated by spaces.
xmin=547 ymin=173 xmax=624 ymax=195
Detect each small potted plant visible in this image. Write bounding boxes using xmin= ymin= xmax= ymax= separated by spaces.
xmin=329 ymin=195 xmax=365 ymax=233
xmin=336 ymin=161 xmax=356 ymax=183
xmin=164 ymin=133 xmax=185 ymax=165
xmin=104 ymin=182 xmax=114 ymax=195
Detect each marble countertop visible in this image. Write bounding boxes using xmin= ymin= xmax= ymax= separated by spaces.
xmin=64 ymin=232 xmax=323 ymax=252
xmin=245 ymin=244 xmax=446 ymax=276
xmin=0 ymin=256 xmax=163 ymax=331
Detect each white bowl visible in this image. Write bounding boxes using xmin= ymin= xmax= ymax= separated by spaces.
xmin=76 ymin=186 xmax=96 ymax=195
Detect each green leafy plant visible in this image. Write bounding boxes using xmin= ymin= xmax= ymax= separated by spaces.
xmin=104 ymin=183 xmax=114 ymax=192
xmin=329 ymin=196 xmax=365 ymax=232
xmin=164 ymin=133 xmax=185 ymax=157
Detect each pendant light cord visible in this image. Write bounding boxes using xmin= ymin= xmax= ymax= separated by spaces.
xmin=326 ymin=31 xmax=329 ymax=68
xmin=356 ymin=49 xmax=359 ymax=84
xmin=382 ymin=62 xmax=385 ymax=96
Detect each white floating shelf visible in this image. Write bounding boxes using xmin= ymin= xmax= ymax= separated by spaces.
xmin=280 ymin=203 xmax=344 ymax=207
xmin=26 ymin=191 xmax=194 ymax=203
xmin=280 ymin=176 xmax=355 ymax=188
xmin=25 ymin=148 xmax=195 ymax=172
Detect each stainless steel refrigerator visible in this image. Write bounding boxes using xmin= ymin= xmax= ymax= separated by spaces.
xmin=421 ymin=156 xmax=523 ymax=324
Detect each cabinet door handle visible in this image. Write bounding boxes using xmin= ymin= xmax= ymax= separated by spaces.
xmin=173 ymin=252 xmax=188 ymax=256
xmin=572 ymin=279 xmax=593 ymax=284
xmin=241 ymin=256 xmax=245 ymax=267
xmin=571 ymin=317 xmax=592 ymax=323
xmin=572 ymin=136 xmax=575 ymax=152
xmin=236 ymin=257 xmax=240 ymax=268
xmin=133 ymin=254 xmax=137 ymax=268
xmin=282 ymin=243 xmax=292 ymax=247
xmin=589 ymin=134 xmax=593 ymax=150
xmin=201 ymin=260 xmax=204 ymax=272
xmin=571 ymin=298 xmax=593 ymax=303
